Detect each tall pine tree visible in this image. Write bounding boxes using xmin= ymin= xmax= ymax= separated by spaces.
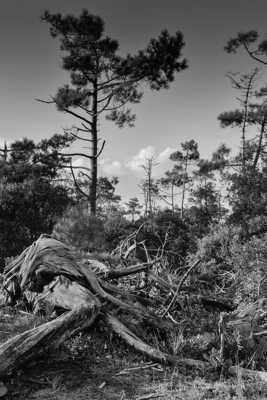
xmin=41 ymin=9 xmax=188 ymax=215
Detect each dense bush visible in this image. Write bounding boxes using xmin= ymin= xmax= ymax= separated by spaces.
xmin=134 ymin=211 xmax=197 ymax=269
xmin=103 ymin=212 xmax=131 ymax=251
xmin=0 ymin=179 xmax=70 ymax=269
xmin=229 ymin=233 xmax=267 ymax=302
xmin=191 ymin=223 xmax=267 ymax=303
xmin=53 ymin=203 xmax=106 ymax=252
xmin=53 ymin=203 xmax=132 ymax=253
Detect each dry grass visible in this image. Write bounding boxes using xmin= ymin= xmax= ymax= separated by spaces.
xmin=140 ymin=372 xmax=267 ymax=400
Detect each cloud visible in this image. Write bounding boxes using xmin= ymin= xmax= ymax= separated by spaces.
xmin=72 ymin=157 xmax=85 ymax=167
xmin=126 ymin=145 xmax=175 ymax=175
xmin=100 ymin=159 xmax=124 ymax=176
xmin=126 ymin=145 xmax=156 ymax=172
xmin=69 ymin=157 xmax=124 ymax=177
xmin=70 ymin=145 xmax=176 ymax=180
xmin=158 ymin=147 xmax=176 ymax=162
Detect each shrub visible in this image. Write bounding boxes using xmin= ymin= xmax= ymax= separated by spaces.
xmin=53 ymin=203 xmax=105 ymax=252
xmin=103 ymin=212 xmax=130 ymax=250
xmin=192 ymin=223 xmax=267 ymax=303
xmin=53 ymin=204 xmax=131 ymax=253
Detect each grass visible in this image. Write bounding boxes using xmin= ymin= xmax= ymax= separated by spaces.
xmin=141 ymin=372 xmax=267 ymax=400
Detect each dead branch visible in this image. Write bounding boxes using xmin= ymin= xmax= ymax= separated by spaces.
xmin=162 ymin=259 xmax=201 ymax=316
xmin=100 ymin=259 xmax=161 ymax=280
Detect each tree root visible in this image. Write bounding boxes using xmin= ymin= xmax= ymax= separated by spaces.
xmin=0 ymin=235 xmax=240 ymax=381
xmin=106 ymin=313 xmax=208 ymax=371
xmin=0 ymin=304 xmax=99 ymax=378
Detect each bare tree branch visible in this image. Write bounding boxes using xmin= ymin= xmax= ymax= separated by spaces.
xmin=162 ymin=259 xmax=201 ymax=317
xmin=64 ymin=128 xmax=93 ymax=142
xmin=253 ymin=112 xmax=267 ymax=169
xmin=96 ymin=140 xmax=106 ymax=158
xmin=69 ymin=160 xmax=90 ymax=200
xmin=59 ymin=152 xmax=93 ymax=160
xmin=243 ymin=41 xmax=267 ymax=66
xmin=78 ymin=171 xmax=92 ymax=181
xmin=61 ymin=164 xmax=91 ymax=172
xmin=63 ymin=108 xmax=92 ymax=126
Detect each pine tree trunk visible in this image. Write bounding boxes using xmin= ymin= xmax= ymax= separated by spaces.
xmin=180 ymin=155 xmax=188 ymax=219
xmin=171 ymin=182 xmax=174 ymax=213
xmin=89 ymin=82 xmax=98 ymax=216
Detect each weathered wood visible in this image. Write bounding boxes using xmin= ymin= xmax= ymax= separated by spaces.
xmin=148 ymin=272 xmax=235 ymax=312
xmin=106 ymin=314 xmax=208 ymax=371
xmin=100 ymin=259 xmax=160 ymax=280
xmin=162 ymin=259 xmax=201 ymax=316
xmin=0 ymin=304 xmax=99 ymax=377
xmin=3 ymin=235 xmax=86 ymax=300
xmin=33 ymin=275 xmax=102 ymax=312
xmin=0 ymin=234 xmax=233 ymax=382
xmin=80 ymin=264 xmax=172 ymax=330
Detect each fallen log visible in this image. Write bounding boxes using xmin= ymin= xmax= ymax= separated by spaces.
xmin=100 ymin=259 xmax=161 ymax=280
xmin=0 ymin=234 xmax=236 ymax=382
xmin=106 ymin=314 xmax=208 ymax=371
xmin=0 ymin=304 xmax=99 ymax=378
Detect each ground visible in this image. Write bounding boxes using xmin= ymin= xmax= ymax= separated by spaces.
xmin=1 ymin=306 xmax=267 ymax=399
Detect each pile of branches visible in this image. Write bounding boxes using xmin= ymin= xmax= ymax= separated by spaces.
xmin=0 ymin=234 xmax=267 ymax=384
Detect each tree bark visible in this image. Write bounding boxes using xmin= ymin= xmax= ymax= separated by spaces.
xmin=89 ymin=81 xmax=98 ymax=216
xmin=106 ymin=314 xmax=208 ymax=371
xmin=0 ymin=304 xmax=99 ymax=378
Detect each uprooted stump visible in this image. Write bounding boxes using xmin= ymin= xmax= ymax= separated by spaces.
xmin=0 ymin=304 xmax=99 ymax=377
xmin=2 ymin=234 xmax=267 ymax=385
xmin=0 ymin=235 xmax=208 ymax=378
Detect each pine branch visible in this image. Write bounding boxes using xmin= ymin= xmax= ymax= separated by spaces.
xmin=63 ymin=108 xmax=92 ymax=126
xmin=243 ymin=41 xmax=267 ymax=66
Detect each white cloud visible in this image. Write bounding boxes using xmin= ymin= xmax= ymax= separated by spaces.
xmin=69 ymin=145 xmax=176 ymax=181
xmin=126 ymin=145 xmax=156 ymax=172
xmin=100 ymin=159 xmax=124 ymax=176
xmin=71 ymin=157 xmax=124 ymax=177
xmin=72 ymin=157 xmax=85 ymax=167
xmin=158 ymin=147 xmax=176 ymax=162
xmin=126 ymin=145 xmax=176 ymax=175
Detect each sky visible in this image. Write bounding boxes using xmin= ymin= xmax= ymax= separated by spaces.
xmin=0 ymin=0 xmax=267 ymax=202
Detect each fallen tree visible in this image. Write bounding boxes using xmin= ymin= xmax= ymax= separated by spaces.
xmin=1 ymin=234 xmax=267 ymax=386
xmin=0 ymin=235 xmax=209 ymax=378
